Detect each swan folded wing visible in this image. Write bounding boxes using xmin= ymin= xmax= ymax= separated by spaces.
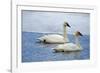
xmin=38 ymin=35 xmax=66 ymax=43
xmin=53 ymin=43 xmax=82 ymax=52
xmin=45 ymin=35 xmax=65 ymax=43
xmin=63 ymin=43 xmax=82 ymax=51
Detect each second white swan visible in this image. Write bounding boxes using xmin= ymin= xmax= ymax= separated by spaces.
xmin=52 ymin=31 xmax=83 ymax=52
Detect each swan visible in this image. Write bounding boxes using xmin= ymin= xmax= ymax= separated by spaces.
xmin=37 ymin=22 xmax=71 ymax=44
xmin=52 ymin=31 xmax=83 ymax=52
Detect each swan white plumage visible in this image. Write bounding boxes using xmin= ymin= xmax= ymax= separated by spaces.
xmin=52 ymin=31 xmax=83 ymax=52
xmin=38 ymin=22 xmax=71 ymax=43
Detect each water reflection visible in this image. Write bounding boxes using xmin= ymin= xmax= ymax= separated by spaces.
xmin=52 ymin=50 xmax=81 ymax=60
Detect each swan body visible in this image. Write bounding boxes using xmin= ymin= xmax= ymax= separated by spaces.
xmin=52 ymin=31 xmax=83 ymax=52
xmin=52 ymin=43 xmax=83 ymax=52
xmin=38 ymin=34 xmax=69 ymax=44
xmin=37 ymin=22 xmax=70 ymax=44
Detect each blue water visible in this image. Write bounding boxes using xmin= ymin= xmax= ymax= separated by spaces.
xmin=22 ymin=32 xmax=90 ymax=62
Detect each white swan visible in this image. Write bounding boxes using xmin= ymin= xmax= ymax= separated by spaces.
xmin=37 ymin=22 xmax=71 ymax=44
xmin=52 ymin=31 xmax=83 ymax=52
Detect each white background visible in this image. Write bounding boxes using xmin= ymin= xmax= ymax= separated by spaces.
xmin=0 ymin=0 xmax=99 ymax=73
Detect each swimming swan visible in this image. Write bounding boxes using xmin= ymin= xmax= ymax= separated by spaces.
xmin=37 ymin=22 xmax=71 ymax=44
xmin=52 ymin=31 xmax=83 ymax=52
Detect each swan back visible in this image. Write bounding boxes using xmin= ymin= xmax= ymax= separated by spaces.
xmin=38 ymin=34 xmax=69 ymax=43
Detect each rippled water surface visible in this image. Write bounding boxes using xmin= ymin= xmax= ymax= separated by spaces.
xmin=22 ymin=32 xmax=90 ymax=62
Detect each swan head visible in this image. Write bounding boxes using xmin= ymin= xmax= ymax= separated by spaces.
xmin=64 ymin=22 xmax=71 ymax=28
xmin=74 ymin=31 xmax=83 ymax=37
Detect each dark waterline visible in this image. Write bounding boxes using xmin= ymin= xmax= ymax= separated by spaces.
xmin=22 ymin=32 xmax=90 ymax=62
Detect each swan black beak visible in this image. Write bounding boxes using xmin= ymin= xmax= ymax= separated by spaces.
xmin=77 ymin=31 xmax=83 ymax=36
xmin=65 ymin=22 xmax=71 ymax=28
xmin=67 ymin=23 xmax=71 ymax=28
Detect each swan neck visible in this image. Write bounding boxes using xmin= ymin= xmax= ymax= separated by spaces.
xmin=75 ymin=36 xmax=81 ymax=47
xmin=63 ymin=26 xmax=67 ymax=42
